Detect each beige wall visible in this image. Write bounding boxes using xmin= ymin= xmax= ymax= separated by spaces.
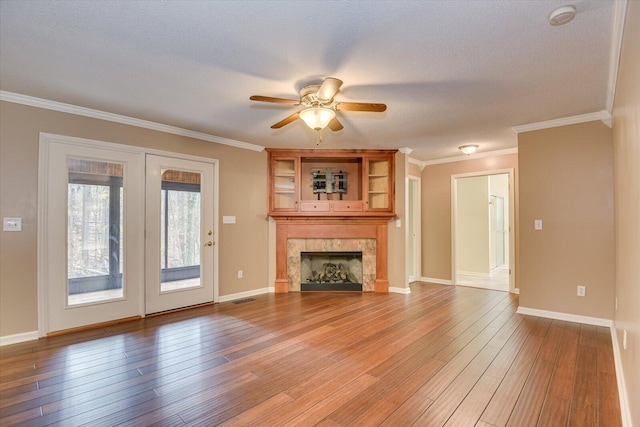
xmin=0 ymin=102 xmax=269 ymax=337
xmin=518 ymin=121 xmax=614 ymax=319
xmin=388 ymin=151 xmax=407 ymax=289
xmin=612 ymin=1 xmax=640 ymax=424
xmin=456 ymin=175 xmax=490 ymax=275
xmin=421 ymin=154 xmax=518 ymax=282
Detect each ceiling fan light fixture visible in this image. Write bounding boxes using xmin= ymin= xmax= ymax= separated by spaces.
xmin=299 ymin=107 xmax=335 ymax=131
xmin=459 ymin=144 xmax=479 ymax=155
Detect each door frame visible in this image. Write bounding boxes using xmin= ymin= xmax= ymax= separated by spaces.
xmin=450 ymin=168 xmax=515 ymax=293
xmin=37 ymin=133 xmax=219 ymax=336
xmin=407 ymin=176 xmax=421 ymax=282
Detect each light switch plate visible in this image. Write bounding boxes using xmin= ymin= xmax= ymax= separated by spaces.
xmin=3 ymin=217 xmax=22 ymax=232
xmin=222 ymin=216 xmax=236 ymax=224
xmin=395 ymin=219 xmax=402 ymax=228
xmin=534 ymin=219 xmax=543 ymax=230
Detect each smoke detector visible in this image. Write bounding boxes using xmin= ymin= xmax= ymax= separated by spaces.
xmin=549 ymin=5 xmax=576 ymax=26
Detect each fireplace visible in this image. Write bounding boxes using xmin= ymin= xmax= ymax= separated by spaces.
xmin=274 ymin=219 xmax=389 ymax=293
xmin=301 ymin=251 xmax=363 ymax=291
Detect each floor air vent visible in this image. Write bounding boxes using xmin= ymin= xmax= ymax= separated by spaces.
xmin=232 ymin=298 xmax=256 ymax=304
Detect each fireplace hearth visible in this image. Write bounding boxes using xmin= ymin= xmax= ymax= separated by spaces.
xmin=301 ymin=251 xmax=363 ymax=291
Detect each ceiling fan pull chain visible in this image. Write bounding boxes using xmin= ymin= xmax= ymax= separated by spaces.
xmin=316 ymin=130 xmax=323 ymax=146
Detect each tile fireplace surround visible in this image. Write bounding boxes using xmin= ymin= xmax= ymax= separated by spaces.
xmin=289 ymin=239 xmax=375 ymax=291
xmin=273 ymin=219 xmax=389 ymax=293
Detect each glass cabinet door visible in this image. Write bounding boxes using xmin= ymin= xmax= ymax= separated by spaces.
xmin=272 ymin=158 xmax=298 ymax=210
xmin=366 ymin=158 xmax=390 ymax=210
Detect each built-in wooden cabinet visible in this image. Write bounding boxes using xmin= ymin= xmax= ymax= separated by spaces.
xmin=271 ymin=158 xmax=298 ymax=211
xmin=267 ymin=149 xmax=396 ymax=217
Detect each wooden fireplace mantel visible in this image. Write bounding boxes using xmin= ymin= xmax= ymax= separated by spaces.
xmin=273 ymin=217 xmax=389 ymax=293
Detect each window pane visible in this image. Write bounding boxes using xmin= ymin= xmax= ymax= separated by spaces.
xmin=67 ymin=158 xmax=124 ymax=305
xmin=167 ymin=190 xmax=201 ymax=268
xmin=160 ymin=170 xmax=202 ymax=292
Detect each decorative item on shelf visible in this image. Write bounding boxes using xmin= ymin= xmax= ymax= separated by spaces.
xmin=459 ymin=144 xmax=479 ymax=155
xmin=312 ymin=168 xmax=347 ymax=200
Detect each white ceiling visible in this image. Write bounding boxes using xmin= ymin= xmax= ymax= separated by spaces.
xmin=0 ymin=1 xmax=619 ymax=160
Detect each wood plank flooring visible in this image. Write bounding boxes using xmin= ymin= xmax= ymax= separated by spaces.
xmin=0 ymin=283 xmax=622 ymax=426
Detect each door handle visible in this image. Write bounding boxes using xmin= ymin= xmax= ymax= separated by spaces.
xmin=204 ymin=241 xmax=214 ymax=247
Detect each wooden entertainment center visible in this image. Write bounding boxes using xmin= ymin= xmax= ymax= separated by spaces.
xmin=267 ymin=149 xmax=397 ymax=293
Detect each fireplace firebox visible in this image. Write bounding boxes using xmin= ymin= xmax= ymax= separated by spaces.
xmin=300 ymin=251 xmax=363 ymax=291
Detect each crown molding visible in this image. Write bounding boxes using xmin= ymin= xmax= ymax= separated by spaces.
xmin=398 ymin=147 xmax=413 ymax=154
xmin=408 ymin=156 xmax=425 ymax=171
xmin=512 ymin=110 xmax=612 ymax=134
xmin=607 ymin=0 xmax=628 ymax=113
xmin=421 ymin=147 xmax=518 ymax=167
xmin=0 ymin=91 xmax=265 ymax=152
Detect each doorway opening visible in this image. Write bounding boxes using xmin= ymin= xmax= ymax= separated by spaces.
xmin=451 ymin=170 xmax=514 ymax=293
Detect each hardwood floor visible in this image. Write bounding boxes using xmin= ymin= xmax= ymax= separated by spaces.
xmin=0 ymin=283 xmax=622 ymax=426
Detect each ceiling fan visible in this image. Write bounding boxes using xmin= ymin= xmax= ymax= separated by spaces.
xmin=250 ymin=77 xmax=387 ymax=132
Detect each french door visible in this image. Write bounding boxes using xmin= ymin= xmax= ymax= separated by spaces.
xmin=40 ymin=136 xmax=217 ymax=333
xmin=42 ymin=139 xmax=145 ymax=333
xmin=144 ymin=155 xmax=215 ymax=314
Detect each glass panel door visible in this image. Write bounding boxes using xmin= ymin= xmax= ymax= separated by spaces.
xmin=145 ymin=155 xmax=215 ymax=314
xmin=43 ymin=140 xmax=144 ymax=333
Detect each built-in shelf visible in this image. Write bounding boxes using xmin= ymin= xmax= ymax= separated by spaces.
xmin=267 ymin=149 xmax=396 ymax=217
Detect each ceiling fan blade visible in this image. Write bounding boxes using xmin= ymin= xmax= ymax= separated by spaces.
xmin=336 ymin=102 xmax=387 ymax=112
xmin=316 ymin=77 xmax=343 ymax=101
xmin=271 ymin=112 xmax=300 ymax=129
xmin=328 ymin=117 xmax=344 ymax=131
xmin=250 ymin=95 xmax=299 ymax=105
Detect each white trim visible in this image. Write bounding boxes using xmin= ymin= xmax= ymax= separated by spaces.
xmin=420 ymin=277 xmax=453 ymax=286
xmin=421 ymin=148 xmax=518 ymax=167
xmin=515 ymin=306 xmax=612 ymax=327
xmin=398 ymin=147 xmax=413 ymax=155
xmin=512 ymin=110 xmax=612 ymax=133
xmin=513 ymin=288 xmax=520 ymax=295
xmin=37 ymin=134 xmax=50 ymax=337
xmin=611 ymin=326 xmax=632 ymax=427
xmin=389 ymin=287 xmax=412 ymax=294
xmin=457 ymin=270 xmax=491 ymax=278
xmin=218 ymin=287 xmax=273 ymax=303
xmin=606 ymin=0 xmax=628 ymax=113
xmin=0 ymin=331 xmax=39 ymax=347
xmin=0 ymin=91 xmax=265 ymax=152
xmin=408 ymin=157 xmax=425 ymax=171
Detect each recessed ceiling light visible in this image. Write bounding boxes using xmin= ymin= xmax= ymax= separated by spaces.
xmin=549 ymin=5 xmax=576 ymax=26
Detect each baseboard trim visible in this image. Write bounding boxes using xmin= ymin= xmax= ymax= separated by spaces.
xmin=516 ymin=306 xmax=613 ymax=327
xmin=457 ymin=270 xmax=491 ymax=278
xmin=0 ymin=330 xmax=39 ymax=346
xmin=389 ymin=287 xmax=411 ymax=294
xmin=611 ymin=326 xmax=632 ymax=427
xmin=420 ymin=277 xmax=453 ymax=286
xmin=218 ymin=287 xmax=273 ymax=303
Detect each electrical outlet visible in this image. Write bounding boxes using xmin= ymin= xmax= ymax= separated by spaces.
xmin=237 ymin=270 xmax=243 ymax=279
xmin=623 ymin=329 xmax=628 ymax=350
xmin=577 ymin=285 xmax=586 ymax=297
